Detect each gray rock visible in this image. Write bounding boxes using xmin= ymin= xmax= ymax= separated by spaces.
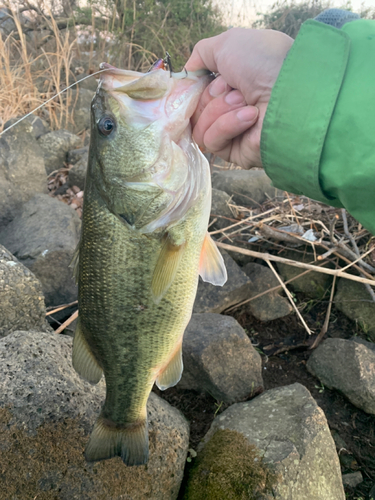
xmin=68 ymin=150 xmax=88 ymax=190
xmin=4 ymin=115 xmax=50 ymax=139
xmin=307 ymin=338 xmax=375 ymax=415
xmin=277 ymin=249 xmax=333 ymax=299
xmin=342 ymin=472 xmax=363 ymax=488
xmin=0 ymin=194 xmax=81 ymax=308
xmin=0 ymin=121 xmax=47 ymax=230
xmin=210 ymin=188 xmax=237 ymax=231
xmin=76 ymin=73 xmax=99 ymax=92
xmin=193 ymin=251 xmax=251 ymax=313
xmin=178 ymin=313 xmax=263 ymax=403
xmin=335 ymin=278 xmax=375 ymax=339
xmin=242 ymin=262 xmax=293 ymax=321
xmin=0 ymin=7 xmax=27 ymax=35
xmin=38 ymin=130 xmax=82 ymax=175
xmin=68 ymin=145 xmax=89 ymax=164
xmin=0 ymin=331 xmax=189 ymax=500
xmin=0 ymin=245 xmax=51 ymax=337
xmin=69 ymin=88 xmax=94 ymax=133
xmin=225 ymin=242 xmax=256 ymax=267
xmin=198 ymin=383 xmax=345 ymax=500
xmin=211 ymin=169 xmax=281 ymax=207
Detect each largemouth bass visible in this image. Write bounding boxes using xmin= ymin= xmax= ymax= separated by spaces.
xmin=72 ymin=59 xmax=227 ymax=466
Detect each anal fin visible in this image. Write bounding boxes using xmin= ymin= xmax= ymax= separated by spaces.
xmin=72 ymin=320 xmax=103 ymax=384
xmin=156 ymin=341 xmax=183 ymax=390
xmin=152 ymin=235 xmax=186 ymax=303
xmin=199 ymin=232 xmax=227 ymax=286
xmin=85 ymin=416 xmax=149 ymax=466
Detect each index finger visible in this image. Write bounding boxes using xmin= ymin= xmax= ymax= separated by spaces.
xmin=185 ymin=36 xmax=221 ymax=73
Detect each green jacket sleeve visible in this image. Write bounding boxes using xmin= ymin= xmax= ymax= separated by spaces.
xmin=261 ymin=19 xmax=375 ymax=235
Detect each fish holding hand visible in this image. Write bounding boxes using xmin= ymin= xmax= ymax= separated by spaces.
xmin=71 ymin=58 xmax=227 ymax=466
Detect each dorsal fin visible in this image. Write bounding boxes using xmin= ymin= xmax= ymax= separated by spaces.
xmin=199 ymin=233 xmax=227 ymax=286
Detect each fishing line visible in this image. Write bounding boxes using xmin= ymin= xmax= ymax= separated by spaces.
xmin=0 ymin=68 xmax=109 ymax=137
xmin=0 ymin=63 xmax=211 ymax=136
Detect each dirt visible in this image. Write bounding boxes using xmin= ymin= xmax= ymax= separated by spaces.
xmin=155 ymin=298 xmax=375 ymax=500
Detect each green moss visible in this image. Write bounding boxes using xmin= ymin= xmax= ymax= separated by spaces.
xmin=184 ymin=429 xmax=279 ymax=500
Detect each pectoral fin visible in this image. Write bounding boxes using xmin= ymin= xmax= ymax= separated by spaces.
xmin=156 ymin=341 xmax=183 ymax=390
xmin=199 ymin=233 xmax=227 ymax=286
xmin=152 ymin=237 xmax=186 ymax=303
xmin=72 ymin=320 xmax=103 ymax=384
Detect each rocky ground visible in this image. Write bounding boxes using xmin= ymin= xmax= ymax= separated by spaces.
xmin=1 ymin=95 xmax=375 ymax=499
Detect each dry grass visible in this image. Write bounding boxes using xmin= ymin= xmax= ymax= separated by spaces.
xmin=0 ymin=6 xmax=79 ymax=131
xmin=0 ymin=5 xmax=160 ymax=133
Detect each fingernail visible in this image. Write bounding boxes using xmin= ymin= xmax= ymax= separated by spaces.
xmin=237 ymin=106 xmax=259 ymax=122
xmin=225 ymin=90 xmax=245 ymax=105
xmin=209 ymin=77 xmax=228 ymax=97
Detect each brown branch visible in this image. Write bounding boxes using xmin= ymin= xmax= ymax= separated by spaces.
xmin=55 ymin=310 xmax=78 ymax=334
xmin=216 ymin=242 xmax=375 ymax=286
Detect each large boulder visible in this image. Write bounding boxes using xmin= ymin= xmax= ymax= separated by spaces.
xmin=0 ymin=331 xmax=189 ymax=500
xmin=187 ymin=383 xmax=344 ymax=500
xmin=68 ymin=145 xmax=89 ymax=165
xmin=242 ymin=262 xmax=293 ymax=321
xmin=211 ymin=169 xmax=281 ymax=207
xmin=38 ymin=130 xmax=82 ymax=175
xmin=307 ymin=338 xmax=375 ymax=415
xmin=334 ymin=278 xmax=375 ymax=340
xmin=276 ymin=249 xmax=333 ymax=299
xmin=185 ymin=428 xmax=279 ymax=499
xmin=68 ymin=149 xmax=89 ymax=190
xmin=0 ymin=194 xmax=81 ymax=308
xmin=193 ymin=251 xmax=251 ymax=313
xmin=68 ymin=88 xmax=94 ymax=133
xmin=0 ymin=245 xmax=50 ymax=337
xmin=4 ymin=115 xmax=50 ymax=139
xmin=209 ymin=188 xmax=237 ymax=231
xmin=0 ymin=121 xmax=47 ymax=230
xmin=178 ymin=313 xmax=263 ymax=403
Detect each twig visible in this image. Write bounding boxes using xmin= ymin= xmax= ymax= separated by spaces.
xmin=207 ymin=217 xmax=217 ymax=229
xmin=46 ymin=300 xmax=78 ymax=316
xmin=216 ymin=242 xmax=375 ymax=286
xmin=320 ymin=244 xmax=375 ymax=281
xmin=209 ymin=207 xmax=277 ymax=236
xmin=257 ymin=223 xmax=302 ymax=245
xmin=339 ymin=246 xmax=375 ymax=273
xmin=329 ymin=213 xmax=339 ymax=243
xmin=310 ymin=272 xmax=337 ymax=349
xmin=55 ymin=310 xmax=78 ymax=334
xmin=224 ymin=260 xmax=337 ymax=313
xmin=342 ymin=209 xmax=375 ymax=303
xmin=265 ymin=260 xmax=312 ymax=335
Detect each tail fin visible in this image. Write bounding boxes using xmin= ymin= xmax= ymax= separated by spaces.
xmin=85 ymin=416 xmax=149 ymax=466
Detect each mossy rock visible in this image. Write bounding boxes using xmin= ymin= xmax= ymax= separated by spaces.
xmin=184 ymin=429 xmax=279 ymax=500
xmin=335 ymin=278 xmax=375 ymax=340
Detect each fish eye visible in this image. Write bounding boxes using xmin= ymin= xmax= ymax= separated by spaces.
xmin=98 ymin=116 xmax=116 ymax=136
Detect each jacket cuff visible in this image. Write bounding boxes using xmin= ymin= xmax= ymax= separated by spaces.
xmin=260 ymin=20 xmax=350 ymax=205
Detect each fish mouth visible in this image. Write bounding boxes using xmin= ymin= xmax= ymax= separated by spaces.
xmin=98 ymin=61 xmax=212 ymax=101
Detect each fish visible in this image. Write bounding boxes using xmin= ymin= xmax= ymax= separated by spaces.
xmin=71 ymin=58 xmax=227 ymax=466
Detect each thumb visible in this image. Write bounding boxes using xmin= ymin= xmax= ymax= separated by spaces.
xmin=185 ymin=38 xmax=220 ymax=73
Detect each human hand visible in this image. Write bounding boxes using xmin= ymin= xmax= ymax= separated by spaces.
xmin=186 ymin=28 xmax=293 ymax=168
